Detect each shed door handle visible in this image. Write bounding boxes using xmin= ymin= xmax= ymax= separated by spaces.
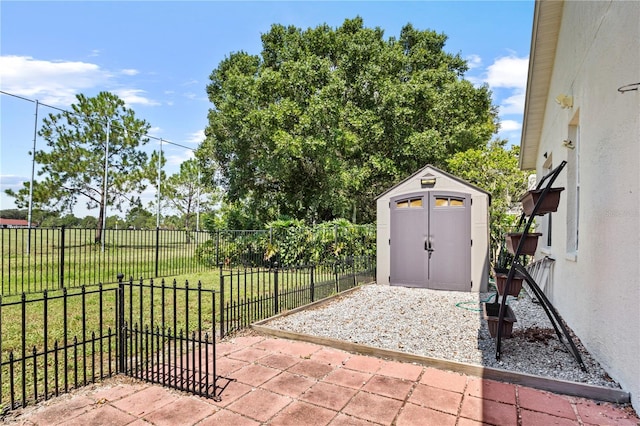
xmin=425 ymin=239 xmax=434 ymax=252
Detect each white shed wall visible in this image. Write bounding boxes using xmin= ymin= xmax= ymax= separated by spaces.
xmin=532 ymin=1 xmax=640 ymax=411
xmin=376 ymin=166 xmax=489 ymax=292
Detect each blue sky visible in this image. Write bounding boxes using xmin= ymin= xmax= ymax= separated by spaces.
xmin=0 ymin=1 xmax=534 ymax=217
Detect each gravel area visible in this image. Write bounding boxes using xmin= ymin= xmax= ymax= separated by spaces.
xmin=265 ymin=283 xmax=619 ymax=388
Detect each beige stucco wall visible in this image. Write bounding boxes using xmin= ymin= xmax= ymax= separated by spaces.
xmin=531 ymin=1 xmax=640 ymax=412
xmin=376 ymin=166 xmax=489 ymax=292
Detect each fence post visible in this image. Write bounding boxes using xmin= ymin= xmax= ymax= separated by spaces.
xmin=59 ymin=226 xmax=65 ymax=289
xmin=117 ymin=273 xmax=125 ymax=374
xmin=310 ymin=265 xmax=315 ymax=303
xmin=21 ymin=292 xmax=26 ymax=407
xmin=273 ymin=263 xmax=279 ymax=315
xmin=154 ymin=227 xmax=160 ymax=278
xmin=219 ymin=263 xmax=224 ymax=340
xmin=334 ymin=260 xmax=339 ymax=293
xmin=215 ymin=231 xmax=220 ymax=266
xmin=351 ymin=256 xmax=356 ymax=288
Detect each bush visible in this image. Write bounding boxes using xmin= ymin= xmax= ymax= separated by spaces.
xmin=195 ymin=220 xmax=376 ymax=268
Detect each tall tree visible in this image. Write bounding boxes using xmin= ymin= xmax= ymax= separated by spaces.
xmin=446 ymin=139 xmax=529 ymax=264
xmin=198 ymin=17 xmax=497 ymax=224
xmin=5 ymin=92 xmax=151 ymax=242
xmin=162 ymin=158 xmax=218 ymax=232
xmin=125 ymin=202 xmax=154 ymax=230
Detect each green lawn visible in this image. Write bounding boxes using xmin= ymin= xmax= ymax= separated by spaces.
xmin=1 ymin=227 xmax=214 ymax=295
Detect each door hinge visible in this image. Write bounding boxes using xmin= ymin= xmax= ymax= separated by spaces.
xmin=470 ymin=281 xmax=473 ymax=288
xmin=389 ymin=238 xmax=391 ymax=245
xmin=388 ymin=276 xmax=391 ymax=283
xmin=470 ymin=239 xmax=473 ymax=246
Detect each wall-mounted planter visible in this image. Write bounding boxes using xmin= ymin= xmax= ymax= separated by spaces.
xmin=483 ymin=303 xmax=517 ymax=338
xmin=505 ymin=232 xmax=542 ymax=256
xmin=520 ymin=187 xmax=564 ymax=216
xmin=494 ymin=268 xmax=525 ymax=297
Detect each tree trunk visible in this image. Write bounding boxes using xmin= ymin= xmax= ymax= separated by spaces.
xmin=95 ymin=202 xmax=104 ymax=243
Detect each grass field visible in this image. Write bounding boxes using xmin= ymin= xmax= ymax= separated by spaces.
xmin=1 ymin=227 xmax=214 ymax=296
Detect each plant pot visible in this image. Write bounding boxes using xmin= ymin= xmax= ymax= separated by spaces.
xmin=483 ymin=303 xmax=517 ymax=338
xmin=505 ymin=232 xmax=542 ymax=256
xmin=520 ymin=187 xmax=564 ymax=216
xmin=493 ymin=268 xmax=524 ymax=297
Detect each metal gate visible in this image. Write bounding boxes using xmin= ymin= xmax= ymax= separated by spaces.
xmin=390 ymin=191 xmax=471 ymax=290
xmin=0 ymin=277 xmax=220 ymax=415
xmin=117 ymin=276 xmax=220 ymax=400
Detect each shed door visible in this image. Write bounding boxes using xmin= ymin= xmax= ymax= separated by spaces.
xmin=390 ymin=191 xmax=471 ymax=291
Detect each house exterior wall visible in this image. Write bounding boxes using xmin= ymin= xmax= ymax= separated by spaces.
xmin=376 ymin=166 xmax=489 ymax=292
xmin=530 ymin=1 xmax=639 ymax=412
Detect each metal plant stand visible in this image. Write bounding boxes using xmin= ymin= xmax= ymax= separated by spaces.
xmin=494 ymin=160 xmax=587 ymax=371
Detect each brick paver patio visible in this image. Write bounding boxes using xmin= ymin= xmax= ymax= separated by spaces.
xmin=5 ymin=333 xmax=638 ymax=425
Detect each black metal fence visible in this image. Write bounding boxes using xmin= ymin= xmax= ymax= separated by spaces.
xmin=0 ymin=254 xmax=375 ymax=414
xmin=0 ymin=277 xmax=218 ymax=414
xmin=1 ymin=225 xmax=376 ymax=297
xmin=219 ymin=256 xmax=376 ymax=337
xmin=1 ymin=227 xmax=214 ymax=296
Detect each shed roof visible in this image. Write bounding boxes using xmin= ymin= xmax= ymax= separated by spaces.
xmin=375 ymin=164 xmax=491 ymax=203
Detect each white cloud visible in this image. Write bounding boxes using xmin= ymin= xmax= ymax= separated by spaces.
xmin=0 ymin=55 xmax=112 ymax=106
xmin=185 ymin=129 xmax=205 ymax=145
xmin=465 ymin=54 xmax=482 ymax=70
xmin=497 ymin=119 xmax=522 ymax=144
xmin=499 ymin=120 xmax=521 ymax=132
xmin=166 ymin=151 xmax=194 ymax=166
xmin=89 ymin=49 xmax=101 ymax=58
xmin=120 ymin=69 xmax=139 ymax=76
xmin=0 ymin=55 xmax=159 ymax=108
xmin=465 ymin=75 xmax=484 ymax=87
xmin=485 ymin=55 xmax=529 ymax=90
xmin=499 ymin=91 xmax=526 ymax=115
xmin=0 ymin=174 xmax=28 ymax=190
xmin=483 ymin=54 xmax=529 ymax=138
xmin=113 ymin=88 xmax=161 ymax=106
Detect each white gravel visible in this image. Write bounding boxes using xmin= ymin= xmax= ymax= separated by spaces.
xmin=265 ymin=283 xmax=619 ymax=388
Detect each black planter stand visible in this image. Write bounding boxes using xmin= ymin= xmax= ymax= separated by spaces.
xmin=494 ymin=161 xmax=586 ymax=372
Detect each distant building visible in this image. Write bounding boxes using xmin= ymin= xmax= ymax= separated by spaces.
xmin=0 ymin=218 xmax=35 ymax=228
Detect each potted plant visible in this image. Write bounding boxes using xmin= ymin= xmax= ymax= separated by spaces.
xmin=493 ymin=245 xmax=525 ymax=297
xmin=505 ymin=231 xmax=542 ymax=256
xmin=520 ymin=187 xmax=564 ymax=216
xmin=483 ymin=302 xmax=517 ymax=338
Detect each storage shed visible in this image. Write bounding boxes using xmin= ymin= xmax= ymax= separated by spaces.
xmin=376 ymin=165 xmax=490 ymax=292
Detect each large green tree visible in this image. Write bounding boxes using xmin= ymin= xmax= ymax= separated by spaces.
xmin=198 ymin=17 xmax=497 ymax=224
xmin=5 ymin=92 xmax=151 ymax=242
xmin=446 ymin=139 xmax=529 ymax=265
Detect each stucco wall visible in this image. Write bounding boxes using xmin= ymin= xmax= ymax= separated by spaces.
xmin=376 ymin=166 xmax=489 ymax=292
xmin=533 ymin=1 xmax=640 ymax=411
